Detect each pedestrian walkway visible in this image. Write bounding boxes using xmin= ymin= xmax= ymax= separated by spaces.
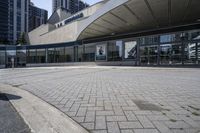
xmin=0 ymin=66 xmax=200 ymax=133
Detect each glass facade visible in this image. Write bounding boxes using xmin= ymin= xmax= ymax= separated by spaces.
xmin=1 ymin=29 xmax=200 ymax=68
xmin=0 ymin=50 xmax=5 ymax=66
xmin=83 ymin=44 xmax=95 ymax=62
xmin=65 ymin=46 xmax=74 ymax=62
xmin=17 ymin=48 xmax=26 ymax=66
xmin=36 ymin=49 xmax=46 ymax=63
xmin=27 ymin=49 xmax=36 ymax=64
xmin=108 ymin=41 xmax=123 ymax=61
xmin=55 ymin=47 xmax=65 ymax=63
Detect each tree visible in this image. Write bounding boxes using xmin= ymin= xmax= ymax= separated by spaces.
xmin=17 ymin=32 xmax=27 ymax=45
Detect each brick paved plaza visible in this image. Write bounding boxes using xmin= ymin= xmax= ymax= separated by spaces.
xmin=0 ymin=66 xmax=200 ymax=133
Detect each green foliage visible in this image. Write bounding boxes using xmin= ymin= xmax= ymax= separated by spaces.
xmin=17 ymin=32 xmax=27 ymax=45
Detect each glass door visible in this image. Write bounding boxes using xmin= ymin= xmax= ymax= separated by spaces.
xmin=6 ymin=49 xmax=16 ymax=68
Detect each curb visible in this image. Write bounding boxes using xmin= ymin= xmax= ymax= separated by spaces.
xmin=0 ymin=84 xmax=89 ymax=133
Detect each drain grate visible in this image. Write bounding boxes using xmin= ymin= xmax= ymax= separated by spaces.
xmin=133 ymin=100 xmax=164 ymax=111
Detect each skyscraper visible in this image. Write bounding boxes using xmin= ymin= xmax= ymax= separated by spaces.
xmin=0 ymin=0 xmax=48 ymax=45
xmin=9 ymin=0 xmax=29 ymax=44
xmin=29 ymin=2 xmax=48 ymax=32
xmin=52 ymin=0 xmax=89 ymax=14
xmin=0 ymin=0 xmax=9 ymax=44
xmin=0 ymin=0 xmax=29 ymax=44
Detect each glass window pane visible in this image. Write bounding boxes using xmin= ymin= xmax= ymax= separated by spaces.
xmin=78 ymin=46 xmax=83 ymax=62
xmin=160 ymin=34 xmax=175 ymax=43
xmin=198 ymin=42 xmax=200 ymax=64
xmin=37 ymin=49 xmax=46 ymax=63
xmin=183 ymin=43 xmax=197 ymax=64
xmin=108 ymin=41 xmax=123 ymax=61
xmin=140 ymin=45 xmax=158 ymax=65
xmin=171 ymin=43 xmax=182 ymax=64
xmin=0 ymin=50 xmax=5 ymax=65
xmin=17 ymin=49 xmax=26 ymax=66
xmin=55 ymin=47 xmax=65 ymax=63
xmin=188 ymin=31 xmax=200 ymax=40
xmin=65 ymin=47 xmax=74 ymax=62
xmin=160 ymin=44 xmax=172 ymax=65
xmin=124 ymin=41 xmax=137 ymax=60
xmin=140 ymin=36 xmax=159 ymax=45
xmin=27 ymin=49 xmax=36 ymax=63
xmin=48 ymin=48 xmax=55 ymax=63
xmin=83 ymin=44 xmax=95 ymax=62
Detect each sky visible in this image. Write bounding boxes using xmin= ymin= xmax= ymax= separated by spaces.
xmin=31 ymin=0 xmax=102 ymax=18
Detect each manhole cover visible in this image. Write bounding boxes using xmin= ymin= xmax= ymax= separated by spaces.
xmin=133 ymin=100 xmax=164 ymax=111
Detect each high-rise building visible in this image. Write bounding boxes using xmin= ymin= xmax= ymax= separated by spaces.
xmin=52 ymin=0 xmax=89 ymax=14
xmin=29 ymin=2 xmax=48 ymax=32
xmin=0 ymin=0 xmax=48 ymax=45
xmin=8 ymin=0 xmax=29 ymax=44
xmin=0 ymin=0 xmax=9 ymax=44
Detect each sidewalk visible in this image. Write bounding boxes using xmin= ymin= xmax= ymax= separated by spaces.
xmin=0 ymin=84 xmax=89 ymax=133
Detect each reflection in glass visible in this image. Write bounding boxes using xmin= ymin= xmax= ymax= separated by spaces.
xmin=83 ymin=44 xmax=95 ymax=62
xmin=48 ymin=48 xmax=55 ymax=63
xmin=160 ymin=44 xmax=171 ymax=64
xmin=189 ymin=31 xmax=200 ymax=40
xmin=108 ymin=41 xmax=122 ymax=61
xmin=78 ymin=46 xmax=83 ymax=62
xmin=0 ymin=50 xmax=5 ymax=65
xmin=27 ymin=49 xmax=36 ymax=63
xmin=140 ymin=45 xmax=158 ymax=65
xmin=6 ymin=49 xmax=16 ymax=68
xmin=140 ymin=36 xmax=159 ymax=45
xmin=37 ymin=49 xmax=46 ymax=63
xmin=183 ymin=43 xmax=196 ymax=64
xmin=65 ymin=47 xmax=74 ymax=62
xmin=198 ymin=43 xmax=200 ymax=63
xmin=55 ymin=47 xmax=65 ymax=63
xmin=124 ymin=41 xmax=137 ymax=59
xmin=171 ymin=43 xmax=182 ymax=64
xmin=17 ymin=49 xmax=26 ymax=66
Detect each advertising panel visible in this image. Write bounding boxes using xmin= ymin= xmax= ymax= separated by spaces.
xmin=124 ymin=41 xmax=137 ymax=59
xmin=96 ymin=44 xmax=107 ymax=61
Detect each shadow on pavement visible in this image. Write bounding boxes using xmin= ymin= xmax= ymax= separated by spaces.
xmin=0 ymin=93 xmax=22 ymax=101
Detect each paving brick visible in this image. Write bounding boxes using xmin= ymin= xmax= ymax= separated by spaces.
xmin=76 ymin=107 xmax=87 ymax=116
xmin=152 ymin=121 xmax=172 ymax=133
xmin=147 ymin=115 xmax=170 ymax=121
xmin=81 ymin=122 xmax=95 ymax=130
xmin=164 ymin=121 xmax=191 ymax=129
xmin=69 ymin=103 xmax=80 ymax=112
xmin=107 ymin=122 xmax=120 ymax=133
xmin=106 ymin=116 xmax=127 ymax=122
xmin=85 ymin=111 xmax=95 ymax=122
xmin=96 ymin=111 xmax=114 ymax=116
xmin=91 ymin=130 xmax=108 ymax=133
xmin=121 ymin=130 xmax=134 ymax=133
xmin=137 ymin=115 xmax=154 ymax=128
xmin=72 ymin=116 xmax=85 ymax=123
xmin=124 ymin=111 xmax=138 ymax=121
xmin=2 ymin=67 xmax=200 ymax=133
xmin=133 ymin=129 xmax=160 ymax=133
xmin=118 ymin=122 xmax=143 ymax=129
xmin=181 ymin=116 xmax=200 ymax=128
xmin=95 ymin=116 xmax=107 ymax=129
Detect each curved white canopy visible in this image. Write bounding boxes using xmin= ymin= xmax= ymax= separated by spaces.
xmin=77 ymin=0 xmax=200 ymax=40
